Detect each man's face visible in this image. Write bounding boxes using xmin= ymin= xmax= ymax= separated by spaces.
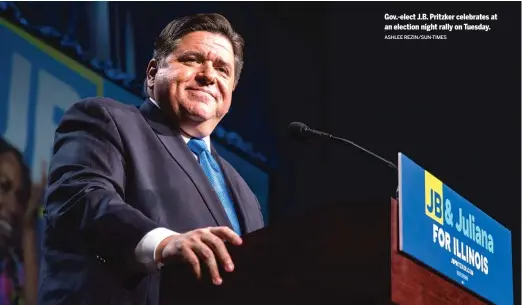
xmin=0 ymin=152 xmax=22 ymax=232
xmin=147 ymin=31 xmax=236 ymax=137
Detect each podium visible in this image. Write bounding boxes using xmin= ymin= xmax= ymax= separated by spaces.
xmin=159 ymin=197 xmax=490 ymax=305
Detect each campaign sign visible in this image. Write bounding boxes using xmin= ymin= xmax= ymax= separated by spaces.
xmin=398 ymin=153 xmax=513 ymax=305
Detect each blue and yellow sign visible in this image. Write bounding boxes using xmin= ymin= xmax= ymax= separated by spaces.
xmin=398 ymin=153 xmax=513 ymax=305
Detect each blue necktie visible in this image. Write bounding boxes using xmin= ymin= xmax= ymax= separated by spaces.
xmin=187 ymin=138 xmax=241 ymax=235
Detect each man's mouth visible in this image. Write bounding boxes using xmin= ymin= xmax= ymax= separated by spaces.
xmin=187 ymin=88 xmax=216 ymax=99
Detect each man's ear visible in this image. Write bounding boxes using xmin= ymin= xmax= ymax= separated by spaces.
xmin=146 ymin=59 xmax=158 ymax=91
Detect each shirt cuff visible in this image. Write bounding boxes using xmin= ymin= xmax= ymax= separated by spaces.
xmin=135 ymin=227 xmax=178 ymax=271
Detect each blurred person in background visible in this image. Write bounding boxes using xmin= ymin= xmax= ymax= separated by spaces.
xmin=0 ymin=138 xmax=44 ymax=305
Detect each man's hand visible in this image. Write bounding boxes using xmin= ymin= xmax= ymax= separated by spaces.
xmin=157 ymin=226 xmax=242 ymax=285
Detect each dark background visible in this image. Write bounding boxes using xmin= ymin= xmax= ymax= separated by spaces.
xmin=4 ymin=1 xmax=521 ymax=304
xmin=263 ymin=2 xmax=521 ymax=303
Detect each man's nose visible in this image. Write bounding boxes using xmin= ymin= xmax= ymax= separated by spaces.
xmin=196 ymin=62 xmax=217 ymax=85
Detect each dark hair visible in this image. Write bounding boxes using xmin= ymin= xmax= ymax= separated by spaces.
xmin=144 ymin=13 xmax=245 ymax=96
xmin=0 ymin=138 xmax=31 ymax=210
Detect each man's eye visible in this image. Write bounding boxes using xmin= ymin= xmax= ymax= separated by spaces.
xmin=217 ymin=67 xmax=229 ymax=75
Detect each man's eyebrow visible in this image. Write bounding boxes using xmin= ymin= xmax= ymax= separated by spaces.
xmin=177 ymin=50 xmax=232 ymax=68
xmin=177 ymin=50 xmax=204 ymax=59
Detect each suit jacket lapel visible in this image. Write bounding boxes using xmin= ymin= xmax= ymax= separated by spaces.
xmin=138 ymin=99 xmax=233 ymax=229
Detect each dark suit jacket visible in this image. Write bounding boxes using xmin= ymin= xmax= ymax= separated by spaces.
xmin=38 ymin=97 xmax=265 ymax=305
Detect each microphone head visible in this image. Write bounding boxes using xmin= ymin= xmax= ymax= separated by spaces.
xmin=288 ymin=121 xmax=316 ymax=142
xmin=288 ymin=121 xmax=308 ymax=135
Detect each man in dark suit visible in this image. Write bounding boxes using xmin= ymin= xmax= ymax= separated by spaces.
xmin=38 ymin=13 xmax=264 ymax=305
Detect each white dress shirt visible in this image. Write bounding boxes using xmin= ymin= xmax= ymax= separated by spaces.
xmin=134 ymin=98 xmax=212 ymax=271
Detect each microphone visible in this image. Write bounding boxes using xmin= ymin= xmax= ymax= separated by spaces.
xmin=288 ymin=122 xmax=398 ymax=171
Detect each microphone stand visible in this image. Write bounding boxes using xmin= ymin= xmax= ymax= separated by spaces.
xmin=329 ymin=135 xmax=398 ymax=172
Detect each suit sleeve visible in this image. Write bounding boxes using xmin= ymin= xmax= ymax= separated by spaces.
xmin=44 ymin=98 xmax=159 ymax=277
